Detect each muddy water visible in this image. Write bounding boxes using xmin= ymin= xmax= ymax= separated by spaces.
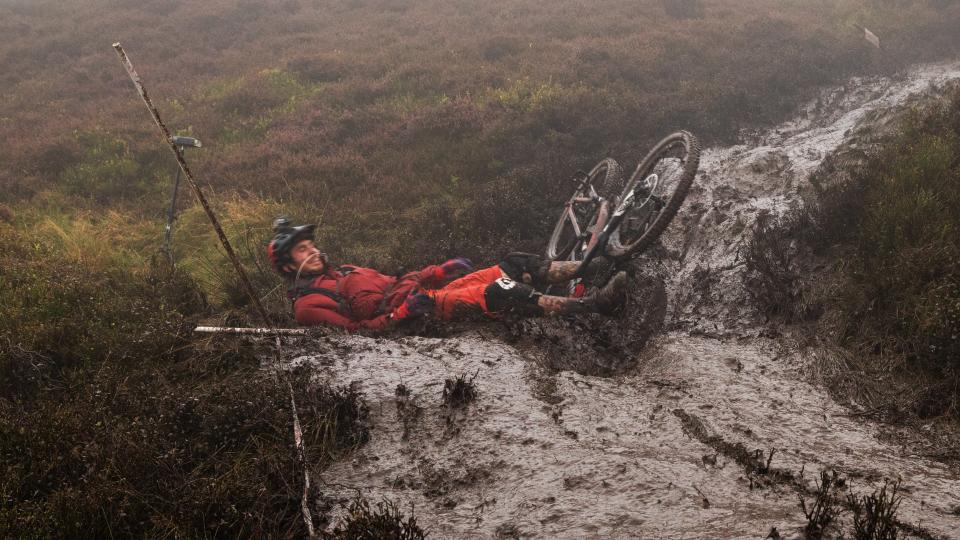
xmin=665 ymin=60 xmax=960 ymax=336
xmin=291 ymin=60 xmax=960 ymax=538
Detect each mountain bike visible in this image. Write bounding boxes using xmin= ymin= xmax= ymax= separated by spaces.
xmin=545 ymin=131 xmax=701 ymax=293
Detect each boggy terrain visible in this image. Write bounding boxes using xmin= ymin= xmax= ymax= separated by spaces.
xmin=3 ymin=2 xmax=960 ymax=536
xmin=289 ymin=61 xmax=960 ymax=538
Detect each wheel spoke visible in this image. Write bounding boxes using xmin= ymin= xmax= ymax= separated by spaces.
xmin=653 ymin=158 xmax=682 ymax=194
xmin=603 ymin=131 xmax=699 ymax=259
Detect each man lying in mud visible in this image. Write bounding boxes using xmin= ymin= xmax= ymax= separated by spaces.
xmin=267 ymin=217 xmax=628 ymax=331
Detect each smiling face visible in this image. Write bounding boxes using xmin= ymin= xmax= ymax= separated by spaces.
xmin=287 ymin=238 xmax=326 ymax=276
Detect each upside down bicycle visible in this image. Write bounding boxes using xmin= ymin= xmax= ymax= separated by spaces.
xmin=545 ymin=131 xmax=701 ymax=293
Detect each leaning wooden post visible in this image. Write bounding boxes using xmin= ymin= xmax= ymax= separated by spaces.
xmin=112 ymin=43 xmax=316 ymax=537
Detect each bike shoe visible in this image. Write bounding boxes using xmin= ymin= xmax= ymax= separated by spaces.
xmin=584 ymin=271 xmax=628 ymax=316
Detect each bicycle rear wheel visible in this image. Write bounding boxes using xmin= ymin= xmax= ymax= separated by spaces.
xmin=545 ymin=158 xmax=623 ymax=261
xmin=605 ymin=131 xmax=700 ymax=259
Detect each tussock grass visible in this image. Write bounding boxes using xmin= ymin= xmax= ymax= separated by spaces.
xmin=746 ymin=87 xmax=960 ymax=419
xmin=849 ymin=480 xmax=902 ymax=540
xmin=442 ymin=371 xmax=479 ymax=408
xmin=324 ymin=495 xmax=426 ymax=540
xmin=0 ymin=224 xmax=371 ymax=536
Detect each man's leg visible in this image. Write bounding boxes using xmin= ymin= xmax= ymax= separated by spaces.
xmin=425 ymin=258 xmax=627 ymax=320
xmin=483 ymin=272 xmax=628 ymax=317
xmin=427 ymin=282 xmax=492 ymax=320
xmin=499 ymin=252 xmax=608 ymax=287
xmin=386 ymin=265 xmax=500 ymax=313
xmin=420 ymin=265 xmax=503 ymax=320
xmin=427 ymin=276 xmax=560 ymax=319
xmin=440 ymin=266 xmax=504 ymax=291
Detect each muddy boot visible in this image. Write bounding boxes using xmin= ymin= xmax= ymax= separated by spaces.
xmin=580 ymin=271 xmax=628 ymax=316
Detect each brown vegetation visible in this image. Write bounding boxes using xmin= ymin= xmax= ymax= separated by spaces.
xmin=442 ymin=370 xmax=479 ymax=408
xmin=0 ymin=225 xmax=377 ymax=536
xmin=849 ymin=480 xmax=903 ymax=540
xmin=745 ymin=86 xmax=960 ymax=419
xmin=323 ymin=495 xmax=426 ymax=539
xmin=3 ymin=1 xmax=960 ymax=269
xmin=2 ymin=0 xmax=960 ymax=535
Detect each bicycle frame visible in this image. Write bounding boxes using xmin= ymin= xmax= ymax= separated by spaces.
xmin=568 ymin=173 xmax=658 ymax=279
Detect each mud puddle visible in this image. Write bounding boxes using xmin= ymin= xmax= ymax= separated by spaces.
xmin=285 ymin=59 xmax=960 ymax=538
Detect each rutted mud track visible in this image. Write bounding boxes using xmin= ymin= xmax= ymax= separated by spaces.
xmin=289 ymin=61 xmax=960 ymax=538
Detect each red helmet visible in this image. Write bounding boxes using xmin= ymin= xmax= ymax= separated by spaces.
xmin=267 ymin=216 xmax=316 ymax=275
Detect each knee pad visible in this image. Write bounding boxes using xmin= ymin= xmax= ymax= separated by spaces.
xmin=498 ymin=252 xmax=551 ymax=285
xmin=484 ymin=277 xmax=542 ymax=313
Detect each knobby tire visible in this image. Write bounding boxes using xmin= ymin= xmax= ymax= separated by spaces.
xmin=606 ymin=131 xmax=700 ymax=259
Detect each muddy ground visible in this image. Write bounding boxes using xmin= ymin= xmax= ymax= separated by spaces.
xmin=282 ymin=60 xmax=960 ymax=538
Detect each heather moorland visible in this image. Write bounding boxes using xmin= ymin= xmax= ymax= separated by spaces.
xmin=2 ymin=0 xmax=959 ymax=536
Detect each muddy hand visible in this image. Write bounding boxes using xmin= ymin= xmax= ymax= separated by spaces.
xmin=390 ymin=293 xmax=436 ymax=321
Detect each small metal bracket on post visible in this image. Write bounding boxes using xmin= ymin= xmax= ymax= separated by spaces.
xmin=165 ymin=136 xmax=202 ymax=264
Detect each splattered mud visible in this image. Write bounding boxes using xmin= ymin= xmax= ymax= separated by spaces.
xmin=286 ymin=60 xmax=960 ymax=538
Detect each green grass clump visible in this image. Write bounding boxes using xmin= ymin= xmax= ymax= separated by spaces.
xmin=55 ymin=129 xmax=168 ymax=204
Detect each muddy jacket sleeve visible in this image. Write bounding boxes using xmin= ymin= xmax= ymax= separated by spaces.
xmin=293 ymin=296 xmax=392 ymax=332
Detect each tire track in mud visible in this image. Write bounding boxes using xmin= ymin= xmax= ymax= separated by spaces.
xmin=672 ymin=408 xmax=939 ymax=540
xmin=288 ymin=60 xmax=960 ymax=538
xmin=672 ymin=409 xmax=799 ymax=489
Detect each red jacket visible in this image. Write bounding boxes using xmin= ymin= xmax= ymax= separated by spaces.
xmin=290 ymin=264 xmax=444 ymax=331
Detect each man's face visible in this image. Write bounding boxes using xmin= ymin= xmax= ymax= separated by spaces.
xmin=287 ymin=238 xmax=326 ymax=275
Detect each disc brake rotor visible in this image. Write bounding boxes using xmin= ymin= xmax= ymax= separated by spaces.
xmin=619 ymin=156 xmax=684 ymax=240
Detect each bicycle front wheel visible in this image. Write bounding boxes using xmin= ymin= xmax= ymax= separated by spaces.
xmin=606 ymin=131 xmax=700 ymax=259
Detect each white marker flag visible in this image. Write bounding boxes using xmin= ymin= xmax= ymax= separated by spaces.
xmin=863 ymin=27 xmax=881 ymax=49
